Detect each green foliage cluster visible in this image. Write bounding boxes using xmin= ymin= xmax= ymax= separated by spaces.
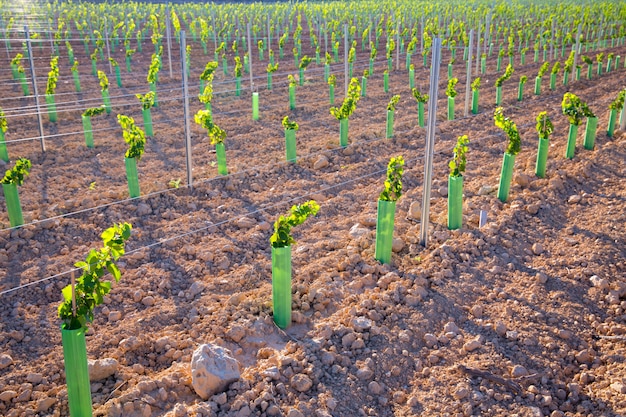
xmin=596 ymin=52 xmax=604 ymax=63
xmin=495 ymin=64 xmax=514 ymax=87
xmin=270 ymin=201 xmax=320 ymax=248
xmin=10 ymin=53 xmax=23 ymax=66
xmin=136 ymin=91 xmax=155 ymax=110
xmin=379 ymin=156 xmax=404 ymax=202
xmin=58 ymin=223 xmax=132 ymax=330
xmin=194 ymin=109 xmax=226 ymax=145
xmin=561 ymin=93 xmax=589 ymax=125
xmin=46 ymin=56 xmax=59 ymax=95
xmin=581 ymin=55 xmax=592 ymax=65
xmin=234 ymin=56 xmax=242 ymax=77
xmin=370 ymin=42 xmax=377 ymax=60
xmin=494 ymin=107 xmax=521 ymax=155
xmin=288 ymin=74 xmax=297 ymax=87
xmin=535 ymin=111 xmax=554 ymax=139
xmin=199 ymin=62 xmax=218 ymax=104
xmin=551 ymin=62 xmax=561 ymax=75
xmin=109 ymin=57 xmax=119 ymax=68
xmin=471 ymin=77 xmax=481 ymax=91
xmin=299 ymin=55 xmax=312 ymax=69
xmin=282 ymin=115 xmax=299 ymax=131
xmin=117 ymin=115 xmax=146 ymax=159
xmin=449 ymin=135 xmax=469 ymax=177
xmin=387 ymin=95 xmax=400 ymax=111
xmin=330 ymin=78 xmax=361 ymax=120
xmin=446 ymin=78 xmax=458 ymax=98
xmin=82 ymin=106 xmax=106 ymax=118
xmin=564 ymin=51 xmax=575 ymax=73
xmin=411 ymin=87 xmax=429 ymax=103
xmin=520 ymin=75 xmax=528 ymax=84
xmin=200 ymin=61 xmax=218 ymax=81
xmin=0 ymin=107 xmax=6 ymax=133
xmin=71 ymin=60 xmax=79 ymax=73
xmin=267 ymin=62 xmax=279 ymax=74
xmin=97 ymin=70 xmax=108 ymax=91
xmin=147 ymin=53 xmax=160 ymax=84
xmin=1 ymin=158 xmax=31 ymax=186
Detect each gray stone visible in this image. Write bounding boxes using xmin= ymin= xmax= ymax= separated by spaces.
xmin=290 ymin=374 xmax=313 ymax=392
xmin=191 ymin=344 xmax=241 ymax=400
xmin=0 ymin=354 xmax=13 ymax=370
xmin=313 ymin=155 xmax=329 ymax=169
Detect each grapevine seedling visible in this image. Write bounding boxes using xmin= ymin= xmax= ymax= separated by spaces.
xmin=446 ymin=78 xmax=458 ymax=98
xmin=562 ymin=93 xmax=587 ymax=126
xmin=117 ymin=115 xmax=146 ymax=159
xmin=449 ymin=135 xmax=469 ymax=177
xmin=536 ymin=112 xmax=554 ymax=139
xmin=379 ymin=156 xmax=404 ymax=202
xmin=282 ymin=116 xmax=299 ymax=131
xmin=1 ymin=157 xmax=31 ymax=186
xmin=58 ymin=222 xmax=132 ymax=330
xmin=471 ymin=77 xmax=481 ymax=91
xmin=494 ymin=107 xmax=521 ymax=155
xmin=194 ymin=110 xmax=225 ymax=145
xmin=330 ymin=78 xmax=361 ymax=120
xmin=270 ymin=201 xmax=320 ymax=248
xmin=495 ymin=64 xmax=514 ymax=87
xmin=412 ymin=88 xmax=429 ymax=103
xmin=387 ymin=95 xmax=400 ymax=111
xmin=136 ymin=91 xmax=155 ymax=110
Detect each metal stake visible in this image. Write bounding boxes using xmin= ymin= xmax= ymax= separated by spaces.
xmin=180 ymin=31 xmax=193 ymax=189
xmin=25 ymin=25 xmax=45 ymax=153
xmin=419 ymin=38 xmax=442 ymax=247
xmin=464 ymin=30 xmax=474 ymax=117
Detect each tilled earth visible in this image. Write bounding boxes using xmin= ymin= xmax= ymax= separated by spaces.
xmin=0 ymin=29 xmax=625 ymax=417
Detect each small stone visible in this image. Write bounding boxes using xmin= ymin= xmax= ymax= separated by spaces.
xmin=290 ymin=374 xmax=313 ymax=392
xmin=526 ymin=204 xmax=540 ymax=215
xmin=511 ymin=365 xmax=528 ymax=377
xmin=189 ymin=282 xmax=205 ymax=297
xmin=557 ymin=329 xmax=572 ymax=340
xmin=478 ymin=185 xmax=496 ymax=196
xmin=191 ymin=344 xmax=241 ymax=400
xmin=142 ymin=296 xmax=156 ymax=306
xmin=575 ymin=349 xmax=594 ymax=364
xmin=444 ymin=322 xmax=460 ymax=335
xmin=368 ymin=381 xmax=383 ymax=395
xmin=453 ymin=386 xmax=469 ymax=400
xmin=235 ymin=217 xmax=256 ymax=228
xmin=494 ymin=321 xmax=507 ymax=337
xmin=423 ymin=333 xmax=438 ymax=348
xmin=567 ymin=194 xmax=582 ymax=204
xmin=261 ymin=366 xmax=280 ymax=381
xmin=463 ymin=339 xmax=481 ymax=352
xmin=227 ymin=325 xmax=246 ymax=343
xmin=88 ymin=358 xmax=119 ymax=381
xmin=108 ymin=311 xmax=122 ymax=321
xmin=0 ymin=391 xmax=17 ymax=402
xmin=470 ymin=304 xmax=483 ymax=318
xmin=610 ymin=382 xmax=626 ymax=394
xmin=37 ymin=397 xmax=56 ymax=412
xmin=514 ymin=174 xmax=532 ymax=188
xmin=286 ymin=409 xmax=304 ymax=417
xmin=351 ymin=317 xmax=372 ymax=332
xmin=408 ymin=202 xmax=421 ymax=220
xmin=313 ymin=155 xmax=329 ymax=169
xmin=536 ymin=272 xmax=548 ymax=284
xmin=349 ymin=224 xmax=369 ymax=238
xmin=531 ymin=243 xmax=544 ymax=255
xmin=438 ymin=186 xmax=448 ymax=197
xmin=590 ymin=275 xmax=609 ymax=290
xmin=392 ymin=237 xmax=405 ymax=252
xmin=356 ymin=367 xmax=374 ymax=380
xmin=26 ymin=373 xmax=43 ymax=384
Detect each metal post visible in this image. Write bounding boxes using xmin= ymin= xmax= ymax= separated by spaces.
xmin=25 ymin=26 xmax=46 ymax=153
xmin=484 ymin=12 xmax=491 ymax=51
xmin=420 ymin=17 xmax=424 ymax=54
xmin=180 ymin=31 xmax=193 ymax=189
xmin=464 ymin=30 xmax=474 ymax=117
xmin=396 ymin=22 xmax=400 ymax=71
xmin=104 ymin=18 xmax=113 ymax=75
xmin=419 ymin=38 xmax=442 ymax=247
xmin=344 ymin=24 xmax=349 ymax=95
xmin=212 ymin=11 xmax=217 ymax=51
xmin=475 ymin=27 xmax=481 ymax=74
xmin=247 ymin=22 xmax=253 ymax=91
xmin=267 ymin=15 xmax=271 ymax=52
xmin=165 ymin=11 xmax=173 ymax=78
xmin=550 ymin=19 xmax=555 ymax=60
xmin=573 ymin=23 xmax=582 ymax=82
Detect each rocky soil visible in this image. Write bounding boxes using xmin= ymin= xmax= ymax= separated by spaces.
xmin=0 ymin=22 xmax=625 ymax=417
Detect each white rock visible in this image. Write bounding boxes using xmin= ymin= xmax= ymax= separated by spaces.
xmin=478 ymin=185 xmax=496 ymax=196
xmin=108 ymin=311 xmax=122 ymax=321
xmin=352 ymin=317 xmax=373 ymax=332
xmin=408 ymin=202 xmax=421 ymax=219
xmin=88 ymin=358 xmax=119 ymax=381
xmin=511 ymin=365 xmax=528 ymax=377
xmin=610 ymin=382 xmax=626 ymax=394
xmin=189 ymin=282 xmax=205 ymax=297
xmin=191 ymin=344 xmax=241 ymax=400
xmin=290 ymin=374 xmax=313 ymax=392
xmin=37 ymin=397 xmax=56 ymax=412
xmin=590 ymin=275 xmax=609 ymax=290
xmin=349 ymin=224 xmax=369 ymax=238
xmin=313 ymin=155 xmax=329 ymax=169
xmin=368 ymin=381 xmax=383 ymax=394
xmin=392 ymin=237 xmax=405 ymax=252
xmin=236 ymin=217 xmax=256 ymax=228
xmin=443 ymin=322 xmax=460 ymax=336
xmin=567 ymin=194 xmax=582 ymax=204
xmin=0 ymin=354 xmax=13 ymax=370
xmin=0 ymin=390 xmax=17 ymax=402
xmin=463 ymin=338 xmax=481 ymax=352
xmin=531 ymin=243 xmax=544 ymax=255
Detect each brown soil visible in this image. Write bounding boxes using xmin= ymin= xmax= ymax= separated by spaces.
xmin=1 ymin=29 xmax=626 ymax=417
